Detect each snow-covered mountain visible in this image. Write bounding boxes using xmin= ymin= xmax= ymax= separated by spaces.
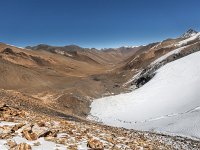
xmin=89 ymin=30 xmax=200 ymax=139
xmin=180 ymin=28 xmax=198 ymax=38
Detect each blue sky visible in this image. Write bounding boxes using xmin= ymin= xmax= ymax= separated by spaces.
xmin=0 ymin=0 xmax=200 ymax=49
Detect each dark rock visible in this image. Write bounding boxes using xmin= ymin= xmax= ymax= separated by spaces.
xmin=2 ymin=48 xmax=16 ymax=55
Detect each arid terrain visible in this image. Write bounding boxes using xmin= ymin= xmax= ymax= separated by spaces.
xmin=1 ymin=29 xmax=200 ymax=149
xmin=0 ymin=42 xmax=141 ymax=118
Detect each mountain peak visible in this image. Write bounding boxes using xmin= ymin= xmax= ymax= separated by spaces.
xmin=181 ymin=28 xmax=198 ymax=38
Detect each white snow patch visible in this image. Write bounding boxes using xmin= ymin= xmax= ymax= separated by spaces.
xmin=77 ymin=140 xmax=88 ymax=150
xmin=0 ymin=140 xmax=7 ymax=150
xmin=151 ymin=46 xmax=188 ymax=65
xmin=14 ymin=136 xmax=66 ymax=150
xmin=0 ymin=121 xmax=18 ymax=127
xmin=5 ymin=44 xmax=25 ymax=50
xmin=122 ymin=70 xmax=142 ymax=87
xmin=89 ymin=51 xmax=200 ymax=138
xmin=0 ymin=136 xmax=67 ymax=150
xmin=176 ymin=32 xmax=200 ymax=47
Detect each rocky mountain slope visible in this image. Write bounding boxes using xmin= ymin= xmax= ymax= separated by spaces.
xmin=181 ymin=28 xmax=198 ymax=38
xmin=26 ymin=44 xmax=142 ymax=64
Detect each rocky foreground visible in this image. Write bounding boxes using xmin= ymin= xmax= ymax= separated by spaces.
xmin=0 ymin=102 xmax=200 ymax=150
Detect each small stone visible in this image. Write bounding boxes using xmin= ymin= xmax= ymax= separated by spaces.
xmin=87 ymin=139 xmax=104 ymax=149
xmin=15 ymin=143 xmax=32 ymax=150
xmin=37 ymin=121 xmax=46 ymax=127
xmin=31 ymin=124 xmax=48 ymax=137
xmin=7 ymin=139 xmax=17 ymax=148
xmin=44 ymin=136 xmax=55 ymax=142
xmin=33 ymin=141 xmax=41 ymax=146
xmin=38 ymin=130 xmax=58 ymax=138
xmin=0 ymin=103 xmax=6 ymax=108
xmin=0 ymin=126 xmax=12 ymax=134
xmin=12 ymin=123 xmax=25 ymax=132
xmin=22 ymin=130 xmax=38 ymax=141
xmin=56 ymin=138 xmax=66 ymax=144
xmin=106 ymin=137 xmax=115 ymax=144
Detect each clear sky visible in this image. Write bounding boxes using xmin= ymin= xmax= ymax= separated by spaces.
xmin=0 ymin=0 xmax=200 ymax=49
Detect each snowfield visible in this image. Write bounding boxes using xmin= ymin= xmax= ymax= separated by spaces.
xmin=89 ymin=51 xmax=200 ymax=139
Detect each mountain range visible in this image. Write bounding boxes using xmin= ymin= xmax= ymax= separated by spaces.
xmin=1 ymin=29 xmax=200 ymax=149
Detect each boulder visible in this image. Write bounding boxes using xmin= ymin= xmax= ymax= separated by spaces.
xmin=38 ymin=130 xmax=58 ymax=138
xmin=12 ymin=123 xmax=25 ymax=132
xmin=15 ymin=143 xmax=32 ymax=150
xmin=7 ymin=139 xmax=17 ymax=148
xmin=32 ymin=123 xmax=58 ymax=138
xmin=22 ymin=129 xmax=38 ymax=141
xmin=87 ymin=139 xmax=104 ymax=149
